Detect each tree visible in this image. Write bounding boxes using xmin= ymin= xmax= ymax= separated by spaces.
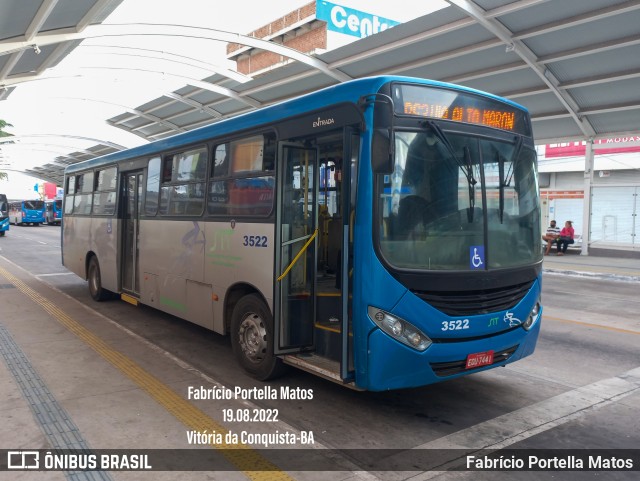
xmin=0 ymin=119 xmax=12 ymax=181
xmin=0 ymin=119 xmax=12 ymax=137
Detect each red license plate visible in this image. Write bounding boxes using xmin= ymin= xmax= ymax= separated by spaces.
xmin=465 ymin=350 xmax=494 ymax=369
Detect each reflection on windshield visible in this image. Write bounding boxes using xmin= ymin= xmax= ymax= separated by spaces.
xmin=25 ymin=201 xmax=44 ymax=210
xmin=378 ymin=130 xmax=541 ymax=270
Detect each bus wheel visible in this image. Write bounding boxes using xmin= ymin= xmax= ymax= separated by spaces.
xmin=0 ymin=231 xmax=4 ymax=237
xmin=88 ymin=256 xmax=110 ymax=302
xmin=230 ymin=294 xmax=285 ymax=381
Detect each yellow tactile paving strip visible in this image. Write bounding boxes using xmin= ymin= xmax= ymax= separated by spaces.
xmin=0 ymin=265 xmax=294 ymax=481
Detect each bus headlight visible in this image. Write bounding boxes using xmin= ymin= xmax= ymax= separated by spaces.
xmin=522 ymin=301 xmax=541 ymax=331
xmin=368 ymin=306 xmax=432 ymax=351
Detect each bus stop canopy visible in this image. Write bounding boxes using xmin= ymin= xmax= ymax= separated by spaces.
xmin=1 ymin=0 xmax=640 ymax=184
xmin=0 ymin=0 xmax=125 ymax=184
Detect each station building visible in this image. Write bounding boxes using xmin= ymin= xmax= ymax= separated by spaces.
xmin=226 ymin=1 xmax=415 ymax=76
xmin=538 ymin=138 xmax=640 ymax=255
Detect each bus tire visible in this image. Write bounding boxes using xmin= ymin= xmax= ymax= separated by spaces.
xmin=88 ymin=256 xmax=110 ymax=302
xmin=230 ymin=294 xmax=286 ymax=381
xmin=0 ymin=231 xmax=4 ymax=237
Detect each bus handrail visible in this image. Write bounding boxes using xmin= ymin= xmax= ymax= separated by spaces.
xmin=277 ymin=228 xmax=318 ymax=282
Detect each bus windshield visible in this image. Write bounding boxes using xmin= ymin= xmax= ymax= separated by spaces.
xmin=24 ymin=200 xmax=45 ymax=210
xmin=378 ymin=129 xmax=541 ymax=270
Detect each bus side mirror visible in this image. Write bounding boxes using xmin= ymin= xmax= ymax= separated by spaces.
xmin=372 ymin=128 xmax=394 ymax=174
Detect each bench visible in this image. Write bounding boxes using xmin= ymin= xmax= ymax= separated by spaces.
xmin=543 ymin=234 xmax=582 ymax=253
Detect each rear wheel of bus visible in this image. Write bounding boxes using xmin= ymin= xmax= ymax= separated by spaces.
xmin=88 ymin=256 xmax=111 ymax=302
xmin=230 ymin=294 xmax=286 ymax=381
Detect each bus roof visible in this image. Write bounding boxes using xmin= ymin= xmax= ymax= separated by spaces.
xmin=65 ymin=75 xmax=529 ymax=175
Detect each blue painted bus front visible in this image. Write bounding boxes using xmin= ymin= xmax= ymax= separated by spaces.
xmin=348 ymin=77 xmax=541 ymax=390
xmin=357 ymin=268 xmax=541 ymax=391
xmin=351 ymin=138 xmax=541 ymax=389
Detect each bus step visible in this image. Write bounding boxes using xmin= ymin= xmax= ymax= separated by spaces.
xmin=282 ymin=353 xmax=361 ymax=390
xmin=120 ymin=293 xmax=139 ymax=306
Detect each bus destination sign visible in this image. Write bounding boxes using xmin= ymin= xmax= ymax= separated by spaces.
xmin=393 ymin=84 xmax=530 ymax=135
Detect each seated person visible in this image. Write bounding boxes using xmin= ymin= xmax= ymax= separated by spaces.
xmin=556 ymin=220 xmax=575 ymax=256
xmin=542 ymin=219 xmax=560 ymax=255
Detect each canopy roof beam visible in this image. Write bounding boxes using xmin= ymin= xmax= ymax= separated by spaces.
xmin=0 ymin=23 xmax=352 ymax=82
xmin=446 ymin=0 xmax=597 ymax=139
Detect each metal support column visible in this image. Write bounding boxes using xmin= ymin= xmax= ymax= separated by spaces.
xmin=581 ymin=139 xmax=595 ymax=256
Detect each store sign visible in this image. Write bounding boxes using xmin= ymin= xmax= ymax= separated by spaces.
xmin=540 ymin=190 xmax=584 ymax=200
xmin=545 ymin=136 xmax=640 ymax=158
xmin=316 ymin=1 xmax=400 ymax=38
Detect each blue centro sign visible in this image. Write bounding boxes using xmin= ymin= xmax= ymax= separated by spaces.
xmin=316 ymin=1 xmax=400 ymax=38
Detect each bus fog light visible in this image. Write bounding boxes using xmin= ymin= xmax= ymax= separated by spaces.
xmin=368 ymin=306 xmax=432 ymax=351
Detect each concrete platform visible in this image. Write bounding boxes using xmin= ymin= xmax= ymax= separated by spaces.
xmin=0 ymin=257 xmax=365 ymax=480
xmin=543 ymin=250 xmax=640 ymax=282
xmin=1 ymin=248 xmax=639 ymax=480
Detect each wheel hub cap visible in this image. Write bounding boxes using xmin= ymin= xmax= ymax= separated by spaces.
xmin=238 ymin=313 xmax=267 ymax=363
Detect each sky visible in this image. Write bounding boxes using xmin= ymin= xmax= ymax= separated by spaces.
xmin=0 ymin=0 xmax=447 ymax=199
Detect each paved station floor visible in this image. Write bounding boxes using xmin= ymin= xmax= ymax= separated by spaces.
xmin=0 ymin=257 xmax=370 ymax=481
xmin=542 ymin=249 xmax=640 ymax=281
xmin=1 ymin=250 xmax=639 ymax=480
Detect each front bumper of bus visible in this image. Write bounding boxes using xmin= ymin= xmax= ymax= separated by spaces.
xmin=362 ymin=298 xmax=542 ymax=391
xmin=365 ymin=321 xmax=540 ymax=390
xmin=0 ymin=218 xmax=9 ymax=232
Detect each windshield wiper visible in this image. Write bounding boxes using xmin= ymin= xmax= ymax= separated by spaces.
xmin=424 ymin=120 xmax=477 ymax=221
xmin=498 ymin=150 xmax=505 ymax=223
xmin=503 ymin=136 xmax=523 ymax=187
xmin=499 ymin=136 xmax=523 ymax=223
xmin=463 ymin=145 xmax=476 ymax=222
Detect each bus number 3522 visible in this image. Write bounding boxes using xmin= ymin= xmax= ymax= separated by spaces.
xmin=441 ymin=320 xmax=470 ymax=331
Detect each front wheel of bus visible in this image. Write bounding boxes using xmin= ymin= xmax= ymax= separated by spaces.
xmin=88 ymin=256 xmax=110 ymax=302
xmin=230 ymin=294 xmax=286 ymax=381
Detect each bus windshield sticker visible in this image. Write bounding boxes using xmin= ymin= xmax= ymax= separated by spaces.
xmin=469 ymin=246 xmax=484 ymax=270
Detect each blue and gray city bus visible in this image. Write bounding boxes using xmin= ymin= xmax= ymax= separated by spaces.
xmin=62 ymin=76 xmax=542 ymax=391
xmin=45 ymin=199 xmax=63 ymax=225
xmin=0 ymin=194 xmax=9 ymax=236
xmin=9 ymin=199 xmax=46 ymax=225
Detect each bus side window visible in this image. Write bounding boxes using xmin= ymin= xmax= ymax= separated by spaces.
xmin=75 ymin=172 xmax=94 ymax=215
xmin=208 ymin=133 xmax=275 ymax=217
xmin=145 ymin=157 xmax=161 ymax=216
xmin=64 ymin=176 xmax=76 ymax=214
xmin=93 ymin=167 xmax=117 ymax=215
xmin=160 ymin=147 xmax=206 ymax=216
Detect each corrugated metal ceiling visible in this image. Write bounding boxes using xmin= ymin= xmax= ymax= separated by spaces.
xmin=1 ymin=0 xmax=639 ymax=184
xmin=106 ymin=0 xmax=640 ymax=144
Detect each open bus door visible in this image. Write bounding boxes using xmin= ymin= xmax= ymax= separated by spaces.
xmin=275 ymin=143 xmax=318 ymax=354
xmin=275 ymin=131 xmax=358 ymax=385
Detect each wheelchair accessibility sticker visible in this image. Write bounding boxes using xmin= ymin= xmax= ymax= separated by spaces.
xmin=470 ymin=246 xmax=484 ymax=270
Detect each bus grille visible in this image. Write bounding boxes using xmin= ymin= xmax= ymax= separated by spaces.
xmin=430 ymin=345 xmax=519 ymax=377
xmin=411 ymin=280 xmax=534 ymax=316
